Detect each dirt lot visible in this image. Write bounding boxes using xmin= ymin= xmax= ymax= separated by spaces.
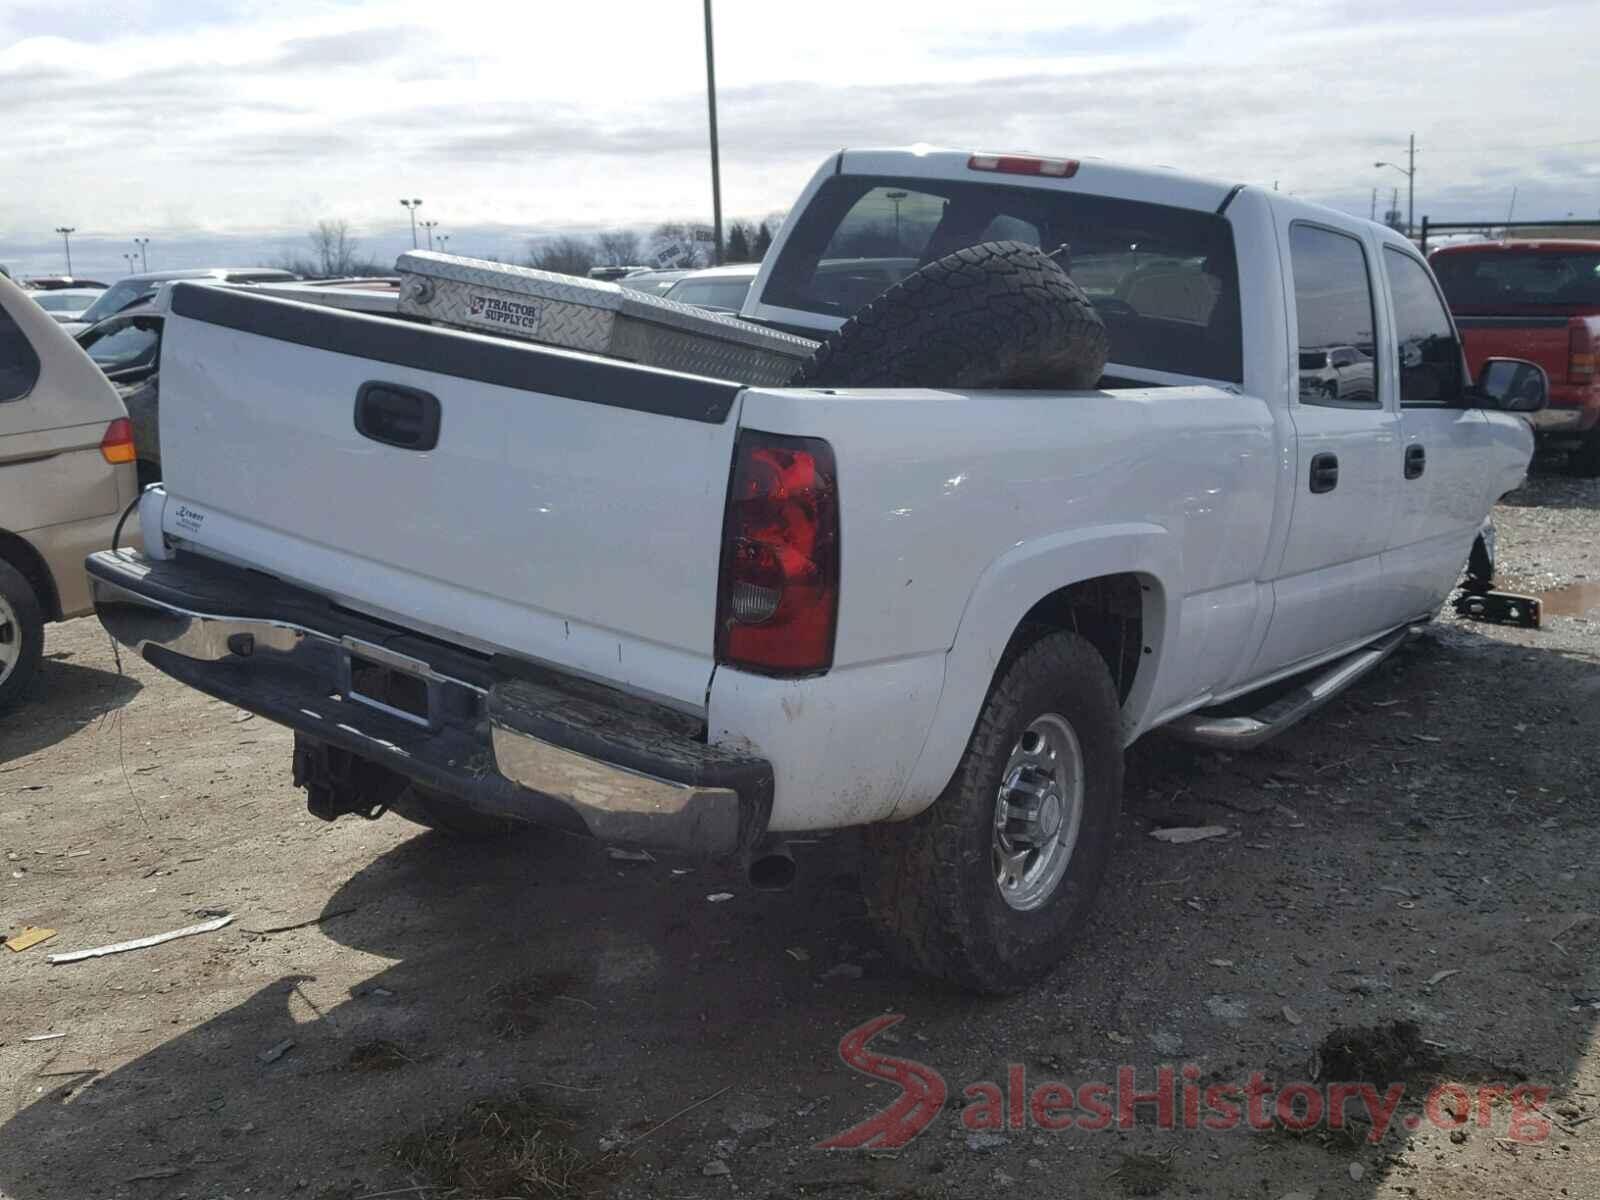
xmin=2 ymin=467 xmax=1597 ymax=1200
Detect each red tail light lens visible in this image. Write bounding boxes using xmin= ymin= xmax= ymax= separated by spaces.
xmin=100 ymin=417 xmax=136 ymax=464
xmin=1569 ymin=322 xmax=1594 ymax=383
xmin=716 ymin=432 xmax=839 ymax=675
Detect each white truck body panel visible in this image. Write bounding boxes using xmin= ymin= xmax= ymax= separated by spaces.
xmin=133 ymin=146 xmax=1535 ymax=841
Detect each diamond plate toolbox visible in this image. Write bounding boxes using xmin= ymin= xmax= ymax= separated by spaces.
xmin=396 ymin=251 xmax=816 ymax=385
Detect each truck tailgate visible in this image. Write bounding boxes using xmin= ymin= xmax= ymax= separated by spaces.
xmin=156 ymin=283 xmax=742 ymax=710
xmin=1454 ymin=315 xmax=1571 ymax=385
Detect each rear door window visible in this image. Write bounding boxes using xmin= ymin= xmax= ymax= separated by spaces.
xmin=1289 ymin=224 xmax=1380 ymax=408
xmin=764 ymin=176 xmax=1243 ymax=383
xmin=0 ymin=302 xmax=42 ymax=403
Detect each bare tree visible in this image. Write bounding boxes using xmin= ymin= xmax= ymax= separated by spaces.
xmin=277 ymin=219 xmax=386 ymax=278
xmin=527 ymin=235 xmax=599 ymax=277
xmin=595 ymin=230 xmax=643 ymax=267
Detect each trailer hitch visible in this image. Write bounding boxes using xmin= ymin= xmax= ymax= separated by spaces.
xmin=292 ymin=735 xmax=401 ymax=821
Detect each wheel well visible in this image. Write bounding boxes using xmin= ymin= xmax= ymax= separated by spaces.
xmin=1008 ymin=574 xmax=1148 ymax=704
xmin=0 ymin=531 xmax=61 ymax=622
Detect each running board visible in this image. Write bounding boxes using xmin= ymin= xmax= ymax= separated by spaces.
xmin=1167 ymin=625 xmax=1424 ymax=749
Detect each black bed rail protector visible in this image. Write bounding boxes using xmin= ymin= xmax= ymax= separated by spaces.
xmin=168 ymin=282 xmax=742 ymax=423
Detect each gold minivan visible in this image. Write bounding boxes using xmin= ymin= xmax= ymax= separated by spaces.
xmin=0 ymin=274 xmax=139 ymax=709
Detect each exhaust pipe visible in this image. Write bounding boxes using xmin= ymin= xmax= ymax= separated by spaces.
xmin=746 ymin=841 xmax=797 ymax=891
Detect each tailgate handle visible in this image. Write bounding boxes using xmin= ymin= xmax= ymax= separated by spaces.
xmin=354 ymin=382 xmax=441 ymax=451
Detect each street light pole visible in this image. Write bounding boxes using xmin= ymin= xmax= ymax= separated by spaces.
xmin=702 ymin=0 xmax=723 ymax=266
xmin=885 ymin=191 xmax=907 ymax=250
xmin=122 ymin=252 xmax=137 ymax=276
xmin=1374 ymin=133 xmax=1416 ymax=236
xmin=400 ymin=198 xmax=423 ymax=249
xmin=54 ymin=226 xmax=75 ymax=276
xmin=133 ymin=236 xmax=150 ymax=271
xmin=438 ymin=234 xmax=450 ymax=251
xmin=420 ymin=219 xmax=439 ymax=250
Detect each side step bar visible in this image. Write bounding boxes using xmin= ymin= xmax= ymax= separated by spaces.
xmin=1167 ymin=625 xmax=1424 ymax=749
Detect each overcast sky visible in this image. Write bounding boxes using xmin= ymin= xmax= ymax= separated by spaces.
xmin=3 ymin=0 xmax=1598 ymax=279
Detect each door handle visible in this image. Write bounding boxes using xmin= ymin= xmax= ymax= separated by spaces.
xmin=1404 ymin=444 xmax=1426 ymax=479
xmin=1309 ymin=452 xmax=1339 ymax=493
xmin=354 ymin=382 xmax=441 ymax=451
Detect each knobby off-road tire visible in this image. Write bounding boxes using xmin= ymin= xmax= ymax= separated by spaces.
xmin=862 ymin=631 xmax=1124 ymax=993
xmin=387 ymin=783 xmax=530 ymax=840
xmin=0 ymin=559 xmax=45 ymax=713
xmin=791 ymin=241 xmax=1110 ymax=390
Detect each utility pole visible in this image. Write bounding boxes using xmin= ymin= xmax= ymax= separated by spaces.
xmin=1505 ymin=187 xmax=1518 ymax=224
xmin=1374 ymin=133 xmax=1417 ymax=235
xmin=133 ymin=236 xmax=149 ymax=271
xmin=420 ymin=219 xmax=439 ymax=250
xmin=886 ymin=191 xmax=907 ymax=250
xmin=1370 ymin=188 xmax=1377 ymax=221
xmin=400 ymin=198 xmax=423 ymax=249
xmin=703 ymin=0 xmax=723 ymax=266
xmin=54 ymin=226 xmax=75 ymax=275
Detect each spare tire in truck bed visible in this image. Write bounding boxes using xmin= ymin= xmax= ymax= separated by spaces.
xmin=790 ymin=240 xmax=1109 ymax=390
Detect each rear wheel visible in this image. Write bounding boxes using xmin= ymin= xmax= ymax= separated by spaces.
xmin=386 ymin=783 xmax=531 ymax=840
xmin=862 ymin=631 xmax=1123 ymax=993
xmin=0 ymin=560 xmax=45 ymax=713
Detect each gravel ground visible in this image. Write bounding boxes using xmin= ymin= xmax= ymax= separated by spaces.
xmin=1 ymin=464 xmax=1596 ymax=1200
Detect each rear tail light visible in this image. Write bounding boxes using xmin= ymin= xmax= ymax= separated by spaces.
xmin=1569 ymin=322 xmax=1594 ymax=383
xmin=100 ymin=417 xmax=136 ymax=464
xmin=716 ymin=432 xmax=839 ymax=675
xmin=968 ymin=153 xmax=1079 ymax=179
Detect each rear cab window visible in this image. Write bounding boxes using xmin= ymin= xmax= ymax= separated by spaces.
xmin=1433 ymin=248 xmax=1600 ymax=313
xmin=763 ymin=176 xmax=1243 ymax=383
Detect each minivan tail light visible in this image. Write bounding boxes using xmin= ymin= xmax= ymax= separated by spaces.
xmin=968 ymin=153 xmax=1079 ymax=179
xmin=716 ymin=432 xmax=839 ymax=675
xmin=1569 ymin=322 xmax=1594 ymax=383
xmin=100 ymin=417 xmax=136 ymax=464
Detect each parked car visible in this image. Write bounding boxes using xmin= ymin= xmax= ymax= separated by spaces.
xmin=28 ymin=287 xmax=105 ymax=325
xmin=663 ymin=264 xmax=759 ymax=313
xmin=21 ymin=276 xmax=109 ymax=291
xmin=1431 ymin=239 xmax=1600 ymax=475
xmin=0 ymin=274 xmax=138 ymax=709
xmin=615 ymin=268 xmax=690 ymax=296
xmin=1297 ymin=345 xmax=1376 ymax=404
xmin=90 ymin=147 xmax=1542 ymax=992
xmin=62 ymin=267 xmax=296 ymax=335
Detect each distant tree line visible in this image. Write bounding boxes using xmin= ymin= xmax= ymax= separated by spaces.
xmin=277 ymin=219 xmax=389 ymax=278
xmin=525 ymin=218 xmax=779 ymax=276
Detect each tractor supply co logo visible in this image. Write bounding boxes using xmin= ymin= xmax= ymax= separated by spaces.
xmin=816 ymin=1016 xmax=1555 ymax=1150
xmin=468 ymin=293 xmax=542 ymax=332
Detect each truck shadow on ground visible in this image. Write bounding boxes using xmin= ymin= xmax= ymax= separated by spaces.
xmin=0 ymin=654 xmax=141 ymax=765
xmin=1 ymin=627 xmax=1596 ymax=1198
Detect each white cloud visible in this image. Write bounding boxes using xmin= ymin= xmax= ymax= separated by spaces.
xmin=2 ymin=0 xmax=1597 ymax=279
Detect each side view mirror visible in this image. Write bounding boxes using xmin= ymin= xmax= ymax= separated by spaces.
xmin=1474 ymin=357 xmax=1548 ymax=413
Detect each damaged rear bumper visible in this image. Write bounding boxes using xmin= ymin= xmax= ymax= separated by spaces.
xmin=86 ymin=550 xmax=772 ymax=856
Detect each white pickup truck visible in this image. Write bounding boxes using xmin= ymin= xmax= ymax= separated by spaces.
xmin=89 ymin=147 xmax=1543 ymax=992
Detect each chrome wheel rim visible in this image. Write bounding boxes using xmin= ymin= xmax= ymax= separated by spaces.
xmin=992 ymin=713 xmax=1084 ymax=911
xmin=0 ymin=593 xmax=17 ymax=686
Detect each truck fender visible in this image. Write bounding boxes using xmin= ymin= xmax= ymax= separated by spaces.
xmin=890 ymin=522 xmax=1177 ymax=820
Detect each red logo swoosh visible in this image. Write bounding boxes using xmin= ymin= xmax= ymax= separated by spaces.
xmin=816 ymin=1015 xmax=947 ymax=1149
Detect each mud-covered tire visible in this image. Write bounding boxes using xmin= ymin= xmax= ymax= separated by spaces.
xmin=862 ymin=631 xmax=1123 ymax=993
xmin=0 ymin=559 xmax=45 ymax=713
xmin=790 ymin=241 xmax=1109 ymax=390
xmin=1565 ymin=430 xmax=1600 ymax=478
xmin=387 ymin=784 xmax=530 ymax=840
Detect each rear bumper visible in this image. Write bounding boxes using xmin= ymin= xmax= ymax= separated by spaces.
xmin=1533 ymin=383 xmax=1600 ymax=437
xmin=86 ymin=550 xmax=772 ymax=855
